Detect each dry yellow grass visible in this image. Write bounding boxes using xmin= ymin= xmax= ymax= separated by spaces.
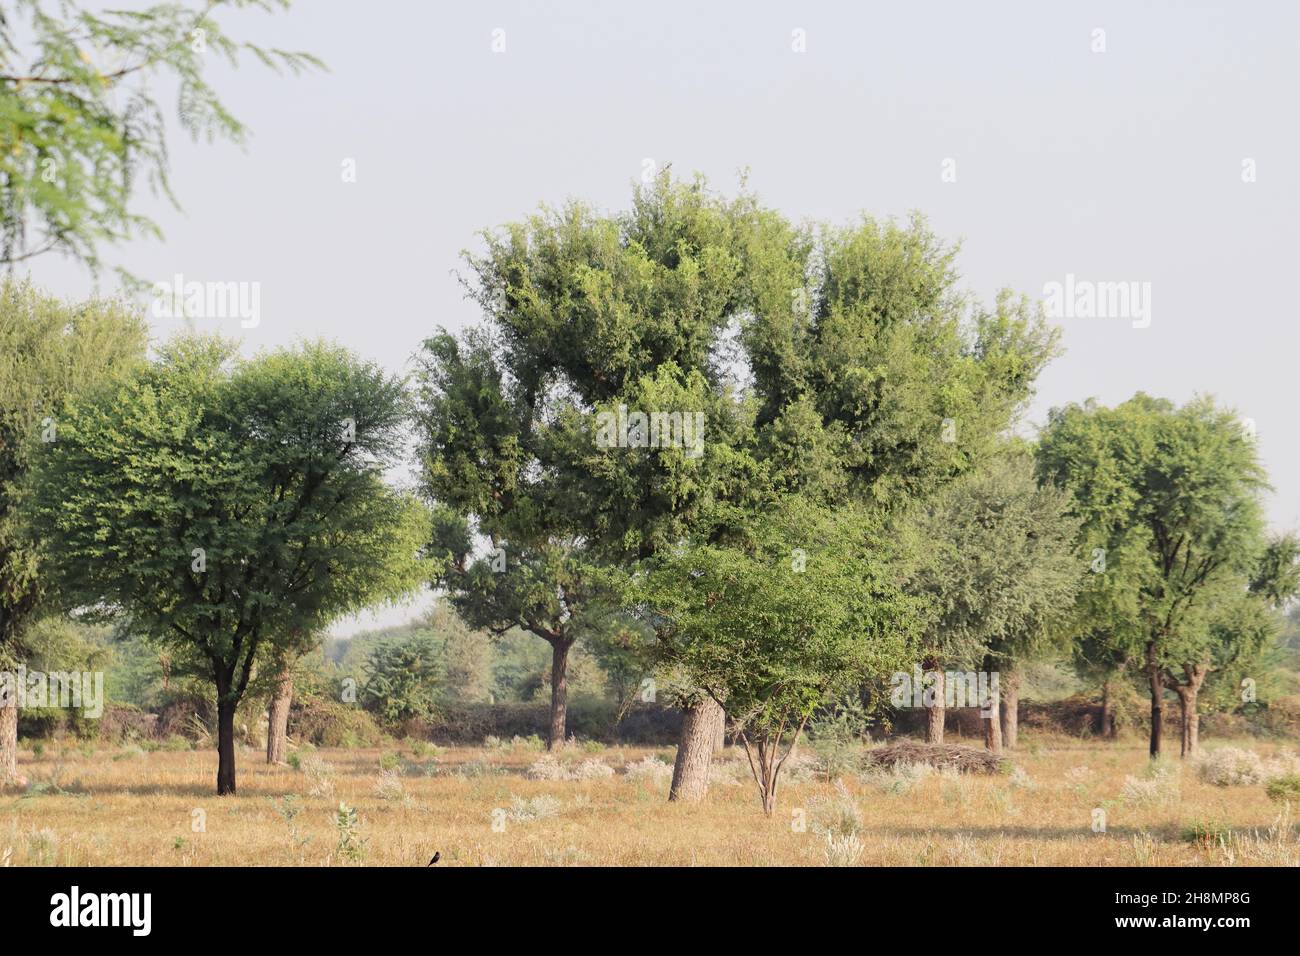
xmin=3 ymin=735 xmax=1298 ymax=866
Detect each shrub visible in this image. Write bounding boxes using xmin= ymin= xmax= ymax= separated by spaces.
xmin=571 ymin=759 xmax=615 ymax=781
xmin=823 ymin=832 xmax=865 ymax=867
xmin=1120 ymin=765 xmax=1180 ymax=806
xmin=373 ymin=769 xmax=412 ymax=805
xmin=1183 ymin=820 xmax=1232 ymax=849
xmin=526 ymin=756 xmax=571 ymax=781
xmin=1196 ymin=747 xmax=1266 ymax=787
xmin=862 ymin=762 xmax=933 ymax=795
xmin=507 ymin=794 xmax=561 ymax=822
xmin=1266 ymin=775 xmax=1300 ymax=803
xmin=808 ymin=782 xmax=863 ymax=838
xmin=624 ymin=755 xmax=673 ymax=785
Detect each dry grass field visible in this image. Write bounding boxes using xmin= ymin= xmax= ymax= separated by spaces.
xmin=3 ymin=735 xmax=1298 ymax=867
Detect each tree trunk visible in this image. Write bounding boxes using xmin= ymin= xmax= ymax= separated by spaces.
xmin=1146 ymin=641 xmax=1163 ymax=759
xmin=216 ymin=693 xmax=238 ymax=795
xmin=1175 ymin=663 xmax=1206 ymax=758
xmin=925 ymin=660 xmax=945 ymax=744
xmin=546 ymin=639 xmax=571 ymax=751
xmin=982 ymin=657 xmax=1002 ymax=755
xmin=669 ymin=695 xmax=723 ymax=802
xmin=739 ymin=733 xmax=780 ymax=816
xmin=1100 ymin=677 xmax=1116 ymax=739
xmin=1182 ymin=688 xmax=1199 ymax=757
xmin=1000 ymin=665 xmax=1020 ymax=750
xmin=266 ymin=658 xmax=294 ymax=765
xmin=0 ymin=697 xmax=17 ymax=784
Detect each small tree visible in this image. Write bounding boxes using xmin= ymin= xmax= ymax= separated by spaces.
xmin=27 ymin=336 xmax=428 ymax=793
xmin=361 ymin=630 xmax=442 ymax=725
xmin=633 ymin=502 xmax=918 ymax=815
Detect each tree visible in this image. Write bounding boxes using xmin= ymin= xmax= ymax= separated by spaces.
xmin=906 ymin=448 xmax=1083 ymax=751
xmin=0 ymin=0 xmax=321 ymax=275
xmin=632 ymin=501 xmax=918 ymax=815
xmin=360 ymin=629 xmax=442 ymax=725
xmin=0 ymin=278 xmax=145 ymax=782
xmin=417 ymin=175 xmax=760 ymax=755
xmin=737 ymin=212 xmax=1060 ymax=756
xmin=1038 ymin=394 xmax=1272 ymax=758
xmin=27 ymin=336 xmax=428 ymax=793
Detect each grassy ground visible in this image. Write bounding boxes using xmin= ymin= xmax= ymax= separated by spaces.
xmin=2 ymin=735 xmax=1297 ymax=866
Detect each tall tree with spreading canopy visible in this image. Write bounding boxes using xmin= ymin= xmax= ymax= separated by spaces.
xmin=27 ymin=336 xmax=428 ymax=793
xmin=417 ymin=174 xmax=762 ymax=756
xmin=0 ymin=279 xmax=146 ymax=782
xmin=0 ymin=0 xmax=321 ymax=276
xmin=737 ymin=212 xmax=1060 ymax=758
xmin=1038 ymin=394 xmax=1273 ymax=758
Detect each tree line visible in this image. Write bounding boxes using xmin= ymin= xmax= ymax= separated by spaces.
xmin=2 ymin=176 xmax=1297 ymax=813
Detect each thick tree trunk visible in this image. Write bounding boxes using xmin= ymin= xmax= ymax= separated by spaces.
xmin=265 ymin=659 xmax=294 ymax=765
xmin=1000 ymin=665 xmax=1020 ymax=750
xmin=0 ymin=697 xmax=17 ymax=783
xmin=670 ymin=695 xmax=724 ymax=802
xmin=216 ymin=694 xmax=238 ymax=796
xmin=924 ymin=660 xmax=945 ymax=744
xmin=1100 ymin=677 xmax=1116 ymax=739
xmin=982 ymin=657 xmax=1002 ymax=755
xmin=547 ymin=639 xmax=571 ymax=751
xmin=1146 ymin=642 xmax=1163 ymax=759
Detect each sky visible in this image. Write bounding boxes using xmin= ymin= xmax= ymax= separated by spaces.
xmin=21 ymin=0 xmax=1300 ymax=635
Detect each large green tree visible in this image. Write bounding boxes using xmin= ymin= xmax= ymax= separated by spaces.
xmin=27 ymin=336 xmax=427 ymax=793
xmin=1038 ymin=394 xmax=1275 ymax=757
xmin=0 ymin=0 xmax=320 ymax=276
xmin=0 ymin=278 xmax=146 ymax=782
xmin=417 ymin=175 xmax=761 ymax=754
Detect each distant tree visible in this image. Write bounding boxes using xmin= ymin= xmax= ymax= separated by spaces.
xmin=426 ymin=603 xmax=491 ymax=705
xmin=0 ymin=0 xmax=321 ymax=276
xmin=27 ymin=336 xmax=428 ymax=793
xmin=906 ymin=447 xmax=1083 ymax=751
xmin=1038 ymin=394 xmax=1273 ymax=757
xmin=361 ymin=629 xmax=441 ymax=725
xmin=0 ymin=278 xmax=145 ymax=782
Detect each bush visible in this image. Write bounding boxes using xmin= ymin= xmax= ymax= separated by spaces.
xmin=1266 ymin=775 xmax=1300 ymax=803
xmin=1183 ymin=820 xmax=1232 ymax=849
xmin=1196 ymin=747 xmax=1267 ymax=787
xmin=288 ymin=694 xmax=387 ymax=748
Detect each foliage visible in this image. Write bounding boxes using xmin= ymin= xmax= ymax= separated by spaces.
xmin=906 ymin=445 xmax=1084 ymax=671
xmin=25 ymin=335 xmax=428 ymax=790
xmin=360 ymin=629 xmax=441 ymax=725
xmin=0 ymin=0 xmax=321 ymax=276
xmin=0 ymin=279 xmax=146 ymax=663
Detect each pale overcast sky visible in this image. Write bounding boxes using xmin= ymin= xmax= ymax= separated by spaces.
xmin=20 ymin=0 xmax=1300 ymax=635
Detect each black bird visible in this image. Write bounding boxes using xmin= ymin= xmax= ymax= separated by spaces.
xmin=428 ymin=852 xmax=441 ymax=866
